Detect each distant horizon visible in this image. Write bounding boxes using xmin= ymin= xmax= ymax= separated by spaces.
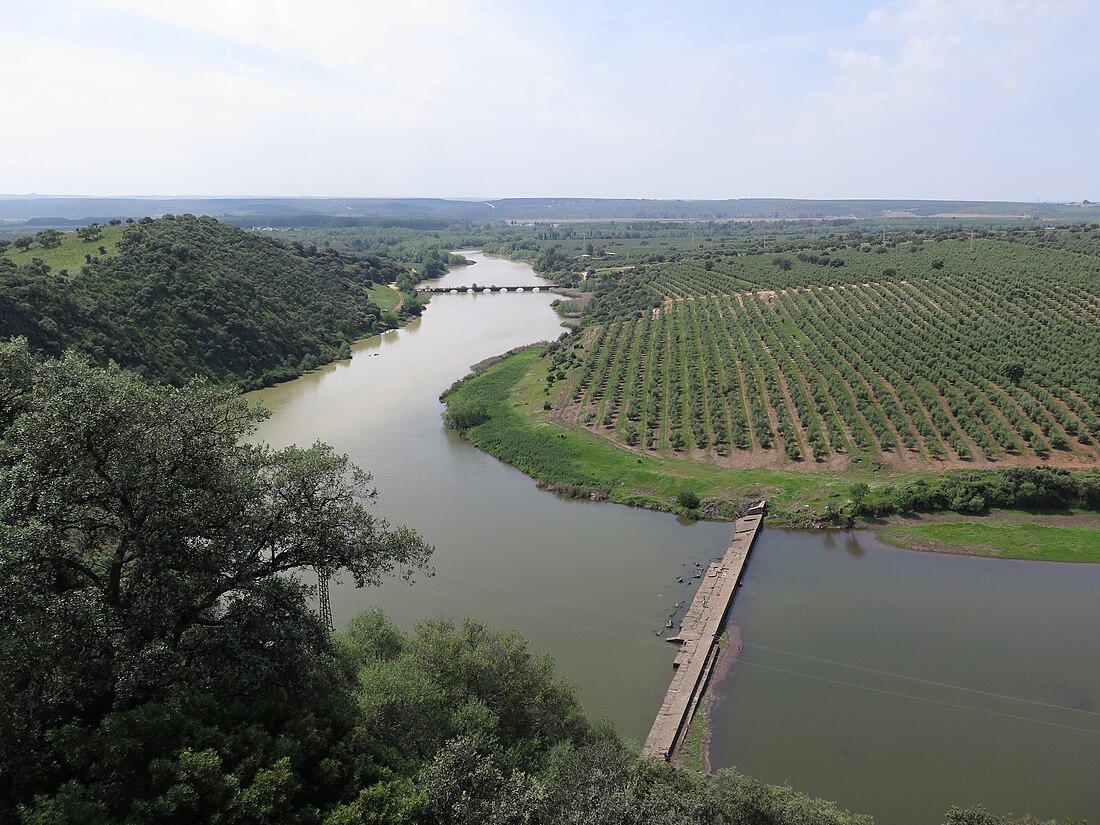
xmin=0 ymin=193 xmax=1091 ymax=204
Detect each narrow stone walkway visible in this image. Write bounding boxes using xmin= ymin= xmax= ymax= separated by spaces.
xmin=642 ymin=501 xmax=766 ymax=761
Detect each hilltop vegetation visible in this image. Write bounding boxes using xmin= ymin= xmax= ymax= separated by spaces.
xmin=0 ymin=222 xmax=127 ymax=272
xmin=0 ymin=215 xmax=418 ymax=388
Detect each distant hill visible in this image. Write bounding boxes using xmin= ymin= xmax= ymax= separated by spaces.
xmin=0 ymin=195 xmax=1094 ymax=225
xmin=0 ymin=214 xmax=406 ymax=388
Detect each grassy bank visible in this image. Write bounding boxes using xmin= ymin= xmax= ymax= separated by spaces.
xmin=879 ymin=518 xmax=1100 ymax=563
xmin=367 ymin=282 xmax=402 ymax=311
xmin=442 ymin=347 xmax=891 ymax=524
xmin=443 ymin=348 xmax=1100 ymax=559
xmin=678 ymin=697 xmax=709 ymax=772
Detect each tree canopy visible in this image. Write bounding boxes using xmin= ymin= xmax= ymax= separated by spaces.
xmin=0 ymin=340 xmax=432 ymax=823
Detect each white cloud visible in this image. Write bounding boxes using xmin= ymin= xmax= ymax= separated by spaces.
xmin=784 ymin=0 xmax=1090 ymax=148
xmin=1 ymin=0 xmax=1094 ymax=198
xmin=85 ymin=0 xmax=472 ymax=72
xmin=77 ymin=0 xmax=533 ymax=109
xmin=0 ymin=30 xmax=415 ymax=194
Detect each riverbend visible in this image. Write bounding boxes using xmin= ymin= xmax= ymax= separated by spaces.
xmin=248 ymin=251 xmax=1100 ymax=825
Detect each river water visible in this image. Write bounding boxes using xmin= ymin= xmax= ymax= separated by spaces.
xmin=248 ymin=251 xmax=1100 ymax=825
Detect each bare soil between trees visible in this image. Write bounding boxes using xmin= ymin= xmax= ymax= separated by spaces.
xmin=555 ymin=409 xmax=1099 ymax=474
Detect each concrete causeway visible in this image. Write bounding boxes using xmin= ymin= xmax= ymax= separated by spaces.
xmin=642 ymin=501 xmax=766 ymax=762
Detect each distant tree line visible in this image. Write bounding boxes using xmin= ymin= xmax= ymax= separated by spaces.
xmin=845 ymin=465 xmax=1100 ymax=521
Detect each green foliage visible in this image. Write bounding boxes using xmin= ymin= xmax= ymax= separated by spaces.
xmin=943 ymin=806 xmax=1057 ymax=825
xmin=0 ymin=342 xmax=432 ymax=823
xmin=849 ymin=482 xmax=870 ymax=509
xmin=76 ymin=223 xmax=104 ymax=242
xmin=341 ymin=611 xmax=590 ymax=771
xmin=33 ymin=229 xmax=62 ymax=249
xmin=677 ymin=489 xmax=701 ymax=509
xmin=444 ymin=398 xmax=491 ymax=431
xmin=856 ymin=465 xmax=1100 ymax=517
xmin=1000 ymin=360 xmax=1025 ymax=384
xmin=0 ymin=215 xmax=408 ymax=389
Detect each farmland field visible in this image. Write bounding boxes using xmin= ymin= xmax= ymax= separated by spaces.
xmin=539 ymin=227 xmax=1100 ymax=473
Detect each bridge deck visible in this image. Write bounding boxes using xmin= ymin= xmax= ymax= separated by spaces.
xmin=416 ymin=284 xmax=549 ymax=293
xmin=642 ymin=502 xmax=765 ymax=762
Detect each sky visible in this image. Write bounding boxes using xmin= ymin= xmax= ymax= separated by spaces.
xmin=1 ymin=0 xmax=1097 ymax=201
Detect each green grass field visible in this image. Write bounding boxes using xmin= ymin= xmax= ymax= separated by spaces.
xmin=367 ymin=282 xmax=402 ymax=311
xmin=2 ymin=224 xmax=126 ymax=274
xmin=878 ymin=519 xmax=1100 ymax=563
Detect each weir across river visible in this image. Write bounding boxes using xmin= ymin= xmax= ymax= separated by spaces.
xmin=642 ymin=501 xmax=767 ymax=762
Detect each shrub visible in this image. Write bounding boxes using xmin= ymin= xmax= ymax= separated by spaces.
xmin=443 ymin=400 xmax=490 ymax=431
xmin=677 ymin=490 xmax=700 ymax=509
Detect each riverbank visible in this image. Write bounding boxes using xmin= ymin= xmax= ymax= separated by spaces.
xmin=679 ymin=627 xmax=740 ymax=773
xmin=442 ymin=348 xmax=864 ymax=522
xmin=876 ymin=511 xmax=1100 ymax=562
xmin=442 ymin=347 xmax=1100 ymax=561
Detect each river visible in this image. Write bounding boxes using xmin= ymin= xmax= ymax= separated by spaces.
xmin=248 ymin=251 xmax=1100 ymax=825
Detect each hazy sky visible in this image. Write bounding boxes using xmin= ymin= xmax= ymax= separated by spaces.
xmin=1 ymin=0 xmax=1096 ymax=200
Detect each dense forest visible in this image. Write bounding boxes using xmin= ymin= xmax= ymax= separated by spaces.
xmin=0 ymin=340 xmax=1057 ymax=824
xmin=0 ymin=215 xmax=419 ymax=388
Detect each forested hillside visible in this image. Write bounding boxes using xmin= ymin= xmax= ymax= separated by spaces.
xmin=0 ymin=215 xmax=412 ymax=388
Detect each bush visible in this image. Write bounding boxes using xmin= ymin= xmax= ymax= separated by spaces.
xmin=443 ymin=400 xmax=490 ymax=431
xmin=677 ymin=490 xmax=700 ymax=509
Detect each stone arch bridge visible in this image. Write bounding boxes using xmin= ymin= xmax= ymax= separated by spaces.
xmin=415 ymin=285 xmax=550 ymax=294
